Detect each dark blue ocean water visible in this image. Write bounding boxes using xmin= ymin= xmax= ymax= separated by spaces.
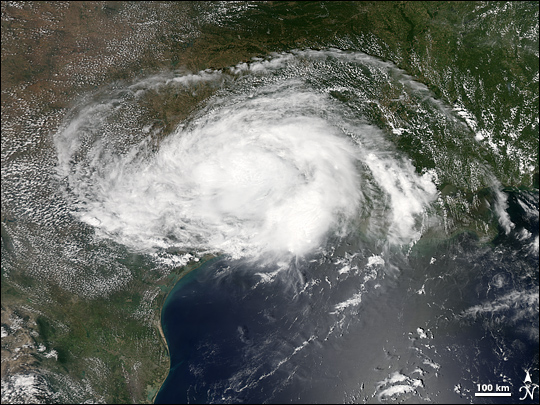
xmin=156 ymin=190 xmax=538 ymax=404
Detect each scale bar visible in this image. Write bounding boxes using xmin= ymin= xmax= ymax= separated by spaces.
xmin=475 ymin=393 xmax=511 ymax=397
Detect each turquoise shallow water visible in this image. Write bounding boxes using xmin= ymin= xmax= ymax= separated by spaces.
xmin=157 ymin=191 xmax=538 ymax=404
xmin=1 ymin=2 xmax=537 ymax=404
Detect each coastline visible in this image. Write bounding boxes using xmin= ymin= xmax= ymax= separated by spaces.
xmin=157 ymin=319 xmax=168 ymax=355
xmin=150 ymin=309 xmax=169 ymax=404
xmin=150 ymin=255 xmax=217 ymax=404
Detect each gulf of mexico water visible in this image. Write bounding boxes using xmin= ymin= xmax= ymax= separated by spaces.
xmin=155 ymin=189 xmax=538 ymax=403
xmin=53 ymin=46 xmax=538 ymax=404
xmin=2 ymin=2 xmax=538 ymax=404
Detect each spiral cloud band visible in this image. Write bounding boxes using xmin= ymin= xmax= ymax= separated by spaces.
xmin=55 ymin=50 xmax=439 ymax=260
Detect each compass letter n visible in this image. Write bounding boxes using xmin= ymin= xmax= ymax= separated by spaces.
xmin=519 ymin=384 xmax=539 ymax=401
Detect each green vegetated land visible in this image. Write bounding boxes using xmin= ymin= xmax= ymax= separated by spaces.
xmin=2 ymin=249 xmax=213 ymax=403
xmin=1 ymin=1 xmax=537 ymax=403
